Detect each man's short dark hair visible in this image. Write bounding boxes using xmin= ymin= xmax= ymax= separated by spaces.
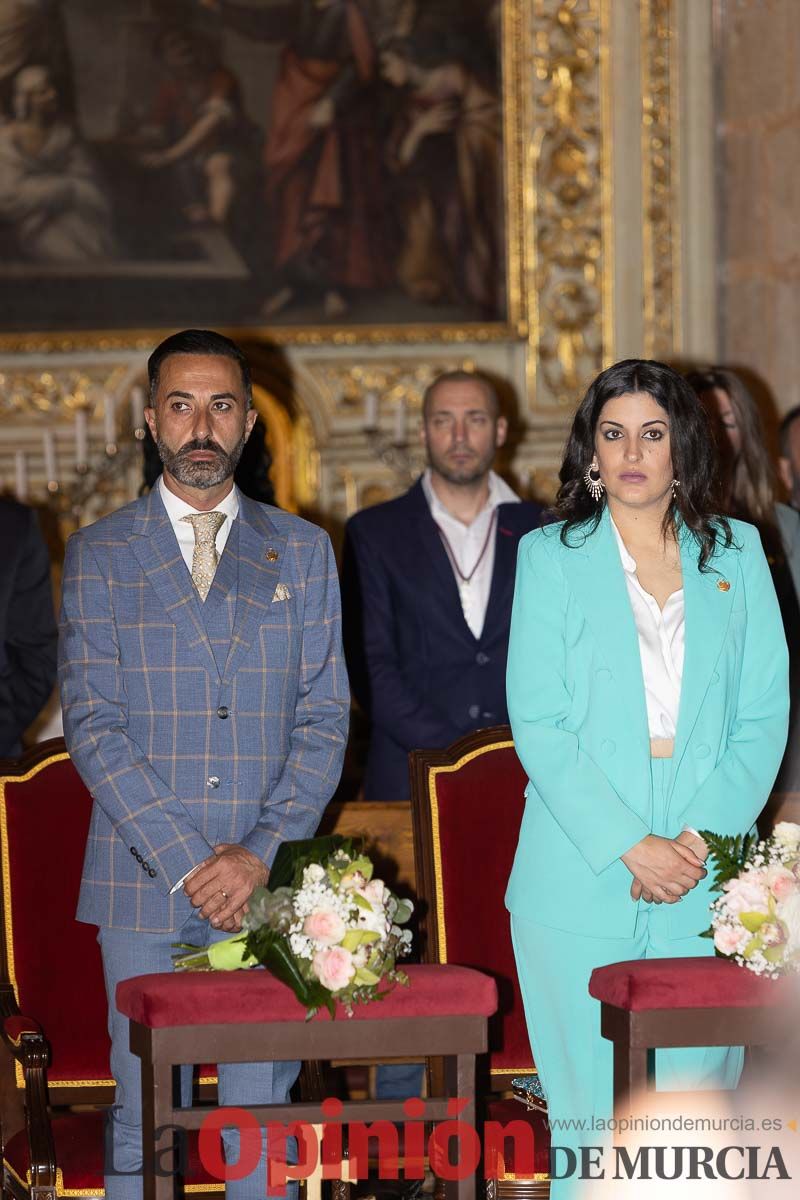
xmin=147 ymin=329 xmax=252 ymax=407
xmin=779 ymin=405 xmax=800 ymax=458
xmin=422 ymin=370 xmax=500 ymax=421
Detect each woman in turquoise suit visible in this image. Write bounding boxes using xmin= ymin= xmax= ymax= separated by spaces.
xmin=505 ymin=359 xmax=789 ymax=1196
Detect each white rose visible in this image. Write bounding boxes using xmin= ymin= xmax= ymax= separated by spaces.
xmin=773 ymin=822 xmax=800 ymax=851
xmin=304 ymin=863 xmax=326 ymax=884
xmin=363 ymin=878 xmax=387 ymax=906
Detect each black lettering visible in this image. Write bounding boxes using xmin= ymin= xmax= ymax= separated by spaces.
xmin=613 ymin=1145 xmax=650 ymax=1180
xmin=549 ymin=1146 xmax=577 ymax=1179
xmin=717 ymin=1146 xmax=745 ymax=1181
xmin=687 ymin=1145 xmax=715 ymax=1180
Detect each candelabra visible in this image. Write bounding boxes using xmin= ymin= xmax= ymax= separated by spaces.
xmin=361 ymin=389 xmax=423 ymax=484
xmin=6 ymin=375 xmax=148 ymax=526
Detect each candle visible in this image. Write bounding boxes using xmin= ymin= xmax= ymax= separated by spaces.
xmin=43 ymin=430 xmax=58 ymax=484
xmin=103 ymin=393 xmax=116 ymax=447
xmin=75 ymin=409 xmax=89 ymax=470
xmin=392 ymin=399 xmax=407 ymax=445
xmin=364 ymin=390 xmax=379 ymax=430
xmin=130 ymin=385 xmax=145 ymax=433
xmin=14 ymin=451 xmax=28 ymax=502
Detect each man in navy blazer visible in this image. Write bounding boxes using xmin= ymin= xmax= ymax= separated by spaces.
xmin=342 ymin=370 xmax=545 ymax=801
xmin=59 ymin=330 xmax=348 ymax=1198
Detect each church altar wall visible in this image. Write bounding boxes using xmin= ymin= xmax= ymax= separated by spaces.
xmin=715 ymin=0 xmax=800 ymax=416
xmin=0 ymin=1 xmax=717 ymax=530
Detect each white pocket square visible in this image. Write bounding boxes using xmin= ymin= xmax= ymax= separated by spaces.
xmin=272 ymin=583 xmax=292 ymax=603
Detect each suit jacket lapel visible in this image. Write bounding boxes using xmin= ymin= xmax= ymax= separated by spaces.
xmin=221 ymin=495 xmax=284 ymax=683
xmin=560 ymin=508 xmax=651 ymax=748
xmin=128 ymin=488 xmax=220 ymax=680
xmin=408 ymin=482 xmax=475 ymax=642
xmin=482 ymin=506 xmax=522 ymax=639
xmin=671 ymin=527 xmax=737 ymax=778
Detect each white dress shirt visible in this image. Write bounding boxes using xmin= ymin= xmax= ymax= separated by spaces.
xmin=611 ymin=518 xmax=684 ymax=738
xmin=158 ymin=475 xmax=239 ymax=893
xmin=158 ymin=474 xmax=239 ymax=572
xmin=422 ymin=469 xmax=520 ymax=639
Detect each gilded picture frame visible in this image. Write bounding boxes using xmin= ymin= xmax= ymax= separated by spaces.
xmin=0 ymin=0 xmax=529 ymax=349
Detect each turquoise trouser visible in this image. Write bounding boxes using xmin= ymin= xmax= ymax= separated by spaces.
xmin=510 ymin=758 xmax=743 ymax=1199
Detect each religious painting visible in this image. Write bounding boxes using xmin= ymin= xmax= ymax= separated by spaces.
xmin=0 ymin=0 xmax=522 ymax=341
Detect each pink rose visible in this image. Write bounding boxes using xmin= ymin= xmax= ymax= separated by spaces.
xmin=312 ymin=946 xmax=356 ymax=991
xmin=722 ymin=873 xmax=769 ymax=917
xmin=714 ymin=924 xmax=746 ymax=956
xmin=304 ymin=908 xmax=346 ymax=946
xmin=768 ymin=868 xmax=797 ymax=902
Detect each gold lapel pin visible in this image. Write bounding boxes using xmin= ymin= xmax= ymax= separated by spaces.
xmin=717 ymin=579 xmax=730 ymax=592
xmin=266 ymin=548 xmax=279 ymax=562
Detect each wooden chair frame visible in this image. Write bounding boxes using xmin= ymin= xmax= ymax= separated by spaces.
xmin=600 ymin=1000 xmax=791 ymax=1118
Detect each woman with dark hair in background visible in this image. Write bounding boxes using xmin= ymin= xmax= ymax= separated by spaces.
xmin=506 ymin=359 xmax=789 ymax=1197
xmin=687 ymin=366 xmax=800 ymax=792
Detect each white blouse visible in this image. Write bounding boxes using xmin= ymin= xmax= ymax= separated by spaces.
xmin=611 ymin=519 xmax=685 ymax=738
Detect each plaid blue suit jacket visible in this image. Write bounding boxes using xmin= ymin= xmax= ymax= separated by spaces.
xmin=59 ymin=486 xmax=349 ymax=932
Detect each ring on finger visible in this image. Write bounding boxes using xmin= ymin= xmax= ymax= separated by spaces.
xmin=220 ymin=889 xmax=229 ymax=900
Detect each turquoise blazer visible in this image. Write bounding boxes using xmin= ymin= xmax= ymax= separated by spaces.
xmin=505 ymin=508 xmax=789 ymax=940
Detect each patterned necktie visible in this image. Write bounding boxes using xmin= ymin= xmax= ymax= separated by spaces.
xmin=181 ymin=511 xmax=226 ymax=601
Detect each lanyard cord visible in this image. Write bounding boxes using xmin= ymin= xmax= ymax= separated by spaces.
xmin=434 ymin=510 xmax=498 ymax=584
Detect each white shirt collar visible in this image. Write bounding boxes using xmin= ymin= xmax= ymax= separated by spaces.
xmin=609 ymin=515 xmax=637 ymax=574
xmin=421 ymin=469 xmax=519 ymax=523
xmin=158 ymin=474 xmax=240 ymax=524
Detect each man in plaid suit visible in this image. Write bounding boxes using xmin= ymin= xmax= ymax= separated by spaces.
xmin=59 ymin=329 xmax=349 ymax=1198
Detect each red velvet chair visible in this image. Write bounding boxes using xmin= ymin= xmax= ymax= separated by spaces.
xmin=589 ymin=956 xmax=795 ymax=1118
xmin=0 ymin=740 xmax=220 ymax=1200
xmin=410 ymin=728 xmax=550 ymax=1200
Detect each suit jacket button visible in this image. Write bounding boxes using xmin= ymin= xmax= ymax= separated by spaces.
xmin=476 ymin=652 xmax=490 ymax=666
xmin=130 ymin=845 xmax=137 ymax=856
xmin=142 ymin=860 xmax=149 ymax=871
xmin=468 ymin=704 xmax=480 ymax=720
xmin=149 ymin=868 xmax=157 ymax=878
xmin=207 ymin=775 xmax=220 ymax=788
xmin=217 ymin=706 xmax=229 ymax=719
xmin=482 ymin=711 xmax=495 ymax=721
xmin=135 ymin=852 xmax=143 ymax=862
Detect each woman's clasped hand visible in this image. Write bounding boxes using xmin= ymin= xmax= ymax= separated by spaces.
xmin=622 ymin=833 xmax=708 ymax=904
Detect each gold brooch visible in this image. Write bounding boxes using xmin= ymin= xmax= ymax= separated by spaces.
xmin=717 ymin=579 xmax=730 ymax=592
xmin=266 ymin=548 xmax=278 ymax=562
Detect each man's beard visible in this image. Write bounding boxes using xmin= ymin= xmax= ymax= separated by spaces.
xmin=157 ymin=435 xmax=246 ymax=489
xmin=427 ymin=446 xmax=494 ymax=487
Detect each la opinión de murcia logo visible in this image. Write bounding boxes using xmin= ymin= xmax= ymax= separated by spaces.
xmin=105 ymin=1097 xmax=792 ymax=1188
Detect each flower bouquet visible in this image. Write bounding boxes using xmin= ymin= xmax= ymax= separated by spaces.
xmin=173 ymin=835 xmax=414 ymax=1017
xmin=700 ymin=822 xmax=800 ymax=977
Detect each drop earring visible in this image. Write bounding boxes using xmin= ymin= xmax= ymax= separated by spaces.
xmin=671 ymin=478 xmax=680 ymax=499
xmin=584 ymin=459 xmax=604 ymax=501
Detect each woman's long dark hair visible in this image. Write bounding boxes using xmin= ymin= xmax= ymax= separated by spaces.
xmin=555 ymin=358 xmax=732 ymax=570
xmin=686 ymin=366 xmax=783 ymax=563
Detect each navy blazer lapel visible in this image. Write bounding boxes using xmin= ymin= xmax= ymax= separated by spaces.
xmin=128 ymin=489 xmax=220 ymax=680
xmin=671 ymin=527 xmax=737 ymax=778
xmin=221 ymin=495 xmax=285 ymax=683
xmin=482 ymin=506 xmax=525 ymax=639
xmin=408 ymin=482 xmax=474 ymax=639
xmin=559 ymin=509 xmax=651 ymax=747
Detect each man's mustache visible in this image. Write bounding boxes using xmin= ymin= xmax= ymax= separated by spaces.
xmin=176 ymin=439 xmax=225 ymax=457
